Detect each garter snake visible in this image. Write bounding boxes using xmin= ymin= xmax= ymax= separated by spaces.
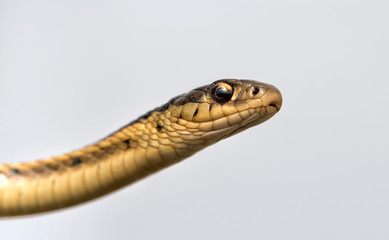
xmin=0 ymin=79 xmax=282 ymax=217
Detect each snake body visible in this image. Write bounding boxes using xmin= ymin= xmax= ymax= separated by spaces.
xmin=0 ymin=79 xmax=282 ymax=217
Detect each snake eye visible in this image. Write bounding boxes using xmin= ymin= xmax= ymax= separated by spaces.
xmin=211 ymin=83 xmax=233 ymax=103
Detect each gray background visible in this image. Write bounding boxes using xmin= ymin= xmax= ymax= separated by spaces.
xmin=0 ymin=0 xmax=388 ymax=239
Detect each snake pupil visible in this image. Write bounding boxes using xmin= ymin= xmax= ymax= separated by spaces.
xmin=212 ymin=83 xmax=233 ymax=103
xmin=252 ymin=87 xmax=259 ymax=95
xmin=215 ymin=87 xmax=228 ymax=98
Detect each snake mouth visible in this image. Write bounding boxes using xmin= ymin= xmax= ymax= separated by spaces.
xmin=269 ymin=103 xmax=281 ymax=111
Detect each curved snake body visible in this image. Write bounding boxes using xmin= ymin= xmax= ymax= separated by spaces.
xmin=0 ymin=79 xmax=282 ymax=216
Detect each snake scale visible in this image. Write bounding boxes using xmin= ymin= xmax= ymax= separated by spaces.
xmin=0 ymin=79 xmax=282 ymax=217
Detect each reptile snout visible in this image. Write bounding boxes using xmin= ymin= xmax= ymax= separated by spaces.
xmin=262 ymin=86 xmax=282 ymax=111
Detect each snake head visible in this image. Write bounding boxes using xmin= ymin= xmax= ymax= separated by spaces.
xmin=164 ymin=79 xmax=282 ymax=145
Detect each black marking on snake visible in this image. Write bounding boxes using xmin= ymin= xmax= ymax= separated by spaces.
xmin=71 ymin=157 xmax=82 ymax=166
xmin=124 ymin=139 xmax=132 ymax=148
xmin=209 ymin=104 xmax=213 ymax=111
xmin=193 ymin=107 xmax=199 ymax=117
xmin=45 ymin=163 xmax=60 ymax=171
xmin=32 ymin=166 xmax=45 ymax=173
xmin=9 ymin=168 xmax=20 ymax=175
xmin=156 ymin=123 xmax=163 ymax=131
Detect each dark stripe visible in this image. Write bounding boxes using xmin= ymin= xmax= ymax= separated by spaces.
xmin=124 ymin=139 xmax=131 ymax=148
xmin=45 ymin=163 xmax=60 ymax=171
xmin=71 ymin=157 xmax=82 ymax=166
xmin=193 ymin=107 xmax=199 ymax=117
xmin=32 ymin=166 xmax=45 ymax=173
xmin=9 ymin=168 xmax=20 ymax=175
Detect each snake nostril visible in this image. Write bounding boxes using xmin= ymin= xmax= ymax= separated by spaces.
xmin=252 ymin=87 xmax=259 ymax=96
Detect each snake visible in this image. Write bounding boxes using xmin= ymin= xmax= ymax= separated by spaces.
xmin=0 ymin=79 xmax=282 ymax=217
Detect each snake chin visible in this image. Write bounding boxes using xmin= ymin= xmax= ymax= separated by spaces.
xmin=224 ymin=114 xmax=260 ymax=138
xmin=224 ymin=106 xmax=279 ymax=139
xmin=201 ymin=106 xmax=279 ymax=143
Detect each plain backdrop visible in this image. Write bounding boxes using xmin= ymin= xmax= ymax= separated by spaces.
xmin=1 ymin=0 xmax=388 ymax=239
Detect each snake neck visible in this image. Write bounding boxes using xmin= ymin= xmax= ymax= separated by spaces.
xmin=0 ymin=108 xmax=210 ymax=216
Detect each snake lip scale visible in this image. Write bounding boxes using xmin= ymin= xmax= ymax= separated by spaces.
xmin=0 ymin=79 xmax=282 ymax=217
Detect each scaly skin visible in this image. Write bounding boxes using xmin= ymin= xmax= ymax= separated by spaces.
xmin=0 ymin=79 xmax=282 ymax=217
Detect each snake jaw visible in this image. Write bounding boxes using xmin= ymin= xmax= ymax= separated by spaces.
xmin=209 ymin=106 xmax=278 ymax=141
